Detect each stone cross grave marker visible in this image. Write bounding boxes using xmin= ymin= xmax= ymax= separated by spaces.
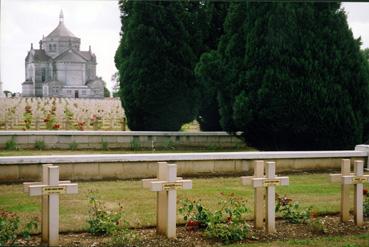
xmin=142 ymin=162 xmax=192 ymax=238
xmin=331 ymin=159 xmax=369 ymax=226
xmin=241 ymin=160 xmax=265 ymax=229
xmin=329 ymin=159 xmax=353 ymax=222
xmin=23 ymin=164 xmax=78 ymax=246
xmin=242 ymin=161 xmax=289 ymax=233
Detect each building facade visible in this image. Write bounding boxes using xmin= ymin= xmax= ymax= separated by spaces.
xmin=22 ymin=11 xmax=104 ymax=98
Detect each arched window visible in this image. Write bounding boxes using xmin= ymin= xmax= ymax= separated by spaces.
xmin=41 ymin=68 xmax=46 ymax=82
xmin=49 ymin=44 xmax=52 ymax=51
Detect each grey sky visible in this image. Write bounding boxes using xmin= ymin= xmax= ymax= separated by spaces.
xmin=1 ymin=0 xmax=121 ymax=93
xmin=0 ymin=2 xmax=369 ymax=93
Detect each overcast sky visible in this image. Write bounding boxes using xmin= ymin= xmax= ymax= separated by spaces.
xmin=1 ymin=1 xmax=369 ymax=93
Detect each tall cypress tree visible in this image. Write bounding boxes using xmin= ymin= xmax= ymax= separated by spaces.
xmin=194 ymin=2 xmax=235 ymax=131
xmin=215 ymin=3 xmax=369 ymax=150
xmin=115 ymin=1 xmax=199 ymax=130
xmin=198 ymin=2 xmax=230 ymax=131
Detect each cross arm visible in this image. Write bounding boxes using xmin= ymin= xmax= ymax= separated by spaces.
xmin=240 ymin=176 xmax=265 ymax=186
xmin=142 ymin=177 xmax=183 ymax=189
xmin=329 ymin=173 xmax=355 ymax=183
xmin=148 ymin=179 xmax=192 ymax=192
xmin=23 ymin=180 xmax=71 ymax=193
xmin=28 ymin=183 xmax=78 ymax=196
xmin=341 ymin=175 xmax=369 ymax=185
xmin=252 ymin=177 xmax=289 ymax=188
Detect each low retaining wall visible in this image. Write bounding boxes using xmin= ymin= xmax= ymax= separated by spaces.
xmin=0 ymin=131 xmax=245 ymax=150
xmin=1 ymin=146 xmax=368 ymax=183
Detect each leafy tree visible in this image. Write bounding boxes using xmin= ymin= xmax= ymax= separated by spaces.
xmin=194 ymin=2 xmax=230 ymax=131
xmin=213 ymin=3 xmax=369 ymax=150
xmin=362 ymin=48 xmax=369 ymax=61
xmin=115 ymin=1 xmax=199 ymax=130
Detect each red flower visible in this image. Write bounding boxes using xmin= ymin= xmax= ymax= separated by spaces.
xmin=310 ymin=212 xmax=318 ymax=218
xmin=186 ymin=220 xmax=200 ymax=231
xmin=364 ymin=188 xmax=368 ymax=196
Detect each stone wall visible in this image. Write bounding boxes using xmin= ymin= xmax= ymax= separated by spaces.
xmin=0 ymin=147 xmax=368 ymax=183
xmin=0 ymin=131 xmax=245 ymax=150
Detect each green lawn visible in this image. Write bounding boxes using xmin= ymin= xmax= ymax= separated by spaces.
xmin=0 ymin=173 xmax=368 ymax=233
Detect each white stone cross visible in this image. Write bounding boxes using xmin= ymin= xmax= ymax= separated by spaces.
xmin=242 ymin=161 xmax=289 ymax=233
xmin=330 ymin=159 xmax=369 ymax=225
xmin=142 ymin=162 xmax=192 ymax=238
xmin=329 ymin=159 xmax=354 ymax=222
xmin=341 ymin=160 xmax=369 ymax=226
xmin=23 ymin=164 xmax=78 ymax=246
xmin=240 ymin=160 xmax=265 ymax=229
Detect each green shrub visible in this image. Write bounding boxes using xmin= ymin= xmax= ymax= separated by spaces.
xmin=69 ymin=141 xmax=78 ymax=150
xmin=308 ymin=216 xmax=328 ymax=235
xmin=364 ymin=189 xmax=369 ymax=217
xmin=130 ymin=138 xmax=140 ymax=151
xmin=5 ymin=137 xmax=17 ymax=151
xmin=23 ymin=105 xmax=33 ymax=130
xmin=276 ymin=194 xmax=312 ymax=224
xmin=34 ymin=140 xmax=45 ymax=150
xmin=87 ymin=192 xmax=125 ymax=236
xmin=163 ymin=138 xmax=175 ymax=150
xmin=179 ymin=199 xmax=211 ymax=229
xmin=179 ymin=193 xmax=249 ymax=244
xmin=0 ymin=208 xmax=38 ymax=246
xmin=101 ymin=140 xmax=109 ymax=151
xmin=87 ymin=192 xmax=140 ymax=246
xmin=63 ymin=106 xmax=74 ymax=130
xmin=205 ymin=221 xmax=249 ymax=244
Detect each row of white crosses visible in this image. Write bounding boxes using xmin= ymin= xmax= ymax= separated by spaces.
xmin=143 ymin=159 xmax=369 ymax=239
xmin=22 ymin=159 xmax=368 ymax=244
xmin=23 ymin=164 xmax=78 ymax=246
xmin=142 ymin=161 xmax=289 ymax=237
xmin=330 ymin=159 xmax=369 ymax=226
xmin=0 ymin=97 xmax=125 ymax=130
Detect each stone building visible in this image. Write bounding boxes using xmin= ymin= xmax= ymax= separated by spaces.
xmin=22 ymin=11 xmax=104 ymax=98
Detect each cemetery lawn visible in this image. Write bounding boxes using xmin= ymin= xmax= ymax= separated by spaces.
xmin=0 ymin=173 xmax=368 ymax=232
xmin=1 ymin=173 xmax=368 ymax=246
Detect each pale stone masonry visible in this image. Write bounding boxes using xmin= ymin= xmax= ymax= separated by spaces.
xmin=0 ymin=147 xmax=367 ymax=183
xmin=23 ymin=164 xmax=78 ymax=246
xmin=22 ymin=10 xmax=104 ymax=98
xmin=241 ymin=161 xmax=289 ymax=233
xmin=143 ymin=162 xmax=192 ymax=238
xmin=330 ymin=159 xmax=369 ymax=226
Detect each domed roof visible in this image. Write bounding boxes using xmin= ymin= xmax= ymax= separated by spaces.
xmin=46 ymin=10 xmax=76 ymax=38
xmin=46 ymin=22 xmax=76 ymax=38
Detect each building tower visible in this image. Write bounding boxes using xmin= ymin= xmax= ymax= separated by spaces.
xmin=21 ymin=10 xmax=104 ymax=98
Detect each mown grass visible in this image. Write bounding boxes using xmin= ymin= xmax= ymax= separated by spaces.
xmin=0 ymin=173 xmax=368 ymax=233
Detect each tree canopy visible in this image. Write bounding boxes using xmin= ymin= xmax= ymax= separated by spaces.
xmin=202 ymin=3 xmax=369 ymax=150
xmin=115 ymin=1 xmax=199 ymax=130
